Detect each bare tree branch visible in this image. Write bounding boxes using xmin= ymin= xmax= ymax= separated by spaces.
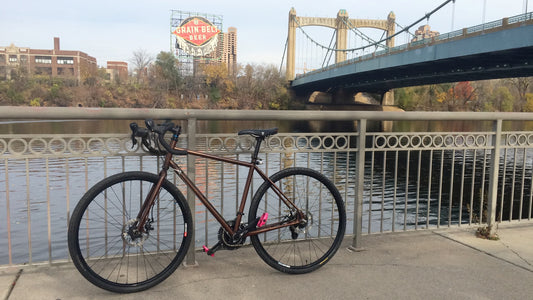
xmin=130 ymin=49 xmax=153 ymax=83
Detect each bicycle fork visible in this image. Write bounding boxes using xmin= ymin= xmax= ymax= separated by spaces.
xmin=134 ymin=170 xmax=167 ymax=234
xmin=133 ymin=139 xmax=178 ymax=237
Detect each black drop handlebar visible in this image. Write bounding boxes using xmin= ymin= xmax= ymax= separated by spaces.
xmin=130 ymin=119 xmax=278 ymax=157
xmin=130 ymin=119 xmax=187 ymax=156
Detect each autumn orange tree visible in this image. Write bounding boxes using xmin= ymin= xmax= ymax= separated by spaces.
xmin=436 ymin=81 xmax=477 ymax=111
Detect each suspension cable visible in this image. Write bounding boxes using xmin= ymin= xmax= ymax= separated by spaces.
xmin=293 ymin=0 xmax=455 ymax=53
xmin=345 ymin=18 xmax=387 ymax=49
xmin=395 ymin=22 xmax=416 ymax=37
xmin=279 ymin=35 xmax=288 ymax=73
xmin=322 ymin=31 xmax=336 ymax=67
xmin=451 ymin=0 xmax=456 ymax=31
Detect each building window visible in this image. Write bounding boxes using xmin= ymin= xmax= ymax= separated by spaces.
xmin=9 ymin=55 xmax=17 ymax=63
xmin=57 ymin=67 xmax=74 ymax=76
xmin=35 ymin=67 xmax=52 ymax=75
xmin=35 ymin=56 xmax=52 ymax=64
xmin=57 ymin=57 xmax=74 ymax=65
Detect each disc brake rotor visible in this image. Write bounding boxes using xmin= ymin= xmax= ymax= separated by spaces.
xmin=122 ymin=219 xmax=149 ymax=247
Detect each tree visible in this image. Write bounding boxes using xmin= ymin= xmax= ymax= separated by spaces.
xmin=505 ymin=77 xmax=531 ymax=111
xmin=524 ymin=93 xmax=533 ymax=112
xmin=491 ymin=86 xmax=514 ymax=112
xmin=202 ymin=63 xmax=235 ymax=103
xmin=454 ymin=81 xmax=477 ymax=109
xmin=436 ymin=82 xmax=476 ymax=111
xmin=131 ymin=49 xmax=153 ymax=84
xmin=154 ymin=51 xmax=181 ymax=91
xmin=234 ymin=64 xmax=289 ymax=109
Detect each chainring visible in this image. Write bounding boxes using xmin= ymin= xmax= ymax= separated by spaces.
xmin=218 ymin=220 xmax=247 ymax=250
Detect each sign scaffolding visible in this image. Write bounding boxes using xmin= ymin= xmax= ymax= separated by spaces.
xmin=170 ymin=10 xmax=224 ymax=76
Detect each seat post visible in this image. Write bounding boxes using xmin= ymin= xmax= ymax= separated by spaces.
xmin=251 ymin=137 xmax=264 ymax=164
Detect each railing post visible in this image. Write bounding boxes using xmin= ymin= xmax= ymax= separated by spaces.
xmin=487 ymin=119 xmax=502 ymax=235
xmin=351 ymin=119 xmax=366 ymax=250
xmin=185 ymin=117 xmax=198 ymax=266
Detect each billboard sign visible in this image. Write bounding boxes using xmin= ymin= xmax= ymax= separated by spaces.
xmin=173 ymin=16 xmax=220 ymax=56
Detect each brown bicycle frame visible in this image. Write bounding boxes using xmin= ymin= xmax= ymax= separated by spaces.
xmin=136 ymin=137 xmax=303 ymax=238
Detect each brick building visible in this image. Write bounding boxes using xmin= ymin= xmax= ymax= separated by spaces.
xmin=0 ymin=37 xmax=97 ymax=82
xmin=106 ymin=61 xmax=128 ymax=83
xmin=412 ymin=25 xmax=440 ymax=42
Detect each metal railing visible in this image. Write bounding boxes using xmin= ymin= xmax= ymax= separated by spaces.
xmin=2 ymin=107 xmax=533 ymax=267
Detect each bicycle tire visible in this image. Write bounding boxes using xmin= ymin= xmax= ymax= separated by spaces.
xmin=68 ymin=171 xmax=192 ymax=293
xmin=248 ymin=167 xmax=346 ymax=274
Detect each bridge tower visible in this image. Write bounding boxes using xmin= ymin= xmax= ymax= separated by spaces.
xmin=335 ymin=9 xmax=349 ymax=64
xmin=286 ymin=8 xmax=396 ymax=82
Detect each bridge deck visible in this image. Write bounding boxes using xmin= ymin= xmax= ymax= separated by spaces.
xmin=292 ymin=20 xmax=533 ymax=94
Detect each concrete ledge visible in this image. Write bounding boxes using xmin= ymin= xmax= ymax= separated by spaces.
xmin=5 ymin=225 xmax=533 ymax=299
xmin=0 ymin=268 xmax=21 ymax=300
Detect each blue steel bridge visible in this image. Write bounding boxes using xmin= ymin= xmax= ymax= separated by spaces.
xmin=284 ymin=1 xmax=533 ymax=105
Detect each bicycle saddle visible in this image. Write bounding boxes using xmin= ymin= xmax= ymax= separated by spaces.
xmin=238 ymin=128 xmax=278 ymax=138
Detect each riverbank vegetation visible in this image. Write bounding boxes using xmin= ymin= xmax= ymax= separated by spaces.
xmin=395 ymin=78 xmax=533 ymax=112
xmin=0 ymin=50 xmax=531 ymax=112
xmin=0 ymin=51 xmax=291 ymax=110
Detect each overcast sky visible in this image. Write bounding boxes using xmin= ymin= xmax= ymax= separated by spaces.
xmin=0 ymin=0 xmax=529 ymax=68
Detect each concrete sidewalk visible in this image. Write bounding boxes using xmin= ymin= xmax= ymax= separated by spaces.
xmin=2 ymin=223 xmax=533 ymax=300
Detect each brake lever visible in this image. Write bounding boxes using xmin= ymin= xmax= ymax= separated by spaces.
xmin=145 ymin=119 xmax=155 ymax=132
xmin=129 ymin=122 xmax=139 ymax=148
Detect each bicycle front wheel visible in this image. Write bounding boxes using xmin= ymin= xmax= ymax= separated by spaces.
xmin=248 ymin=167 xmax=346 ymax=274
xmin=68 ymin=171 xmax=192 ymax=293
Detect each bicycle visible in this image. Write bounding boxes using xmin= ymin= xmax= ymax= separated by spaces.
xmin=67 ymin=119 xmax=346 ymax=293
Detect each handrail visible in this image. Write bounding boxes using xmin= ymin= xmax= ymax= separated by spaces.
xmin=3 ymin=107 xmax=533 ymax=267
xmin=3 ymin=106 xmax=533 ymax=122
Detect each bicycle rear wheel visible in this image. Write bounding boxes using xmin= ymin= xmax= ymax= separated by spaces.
xmin=248 ymin=167 xmax=346 ymax=274
xmin=68 ymin=171 xmax=192 ymax=293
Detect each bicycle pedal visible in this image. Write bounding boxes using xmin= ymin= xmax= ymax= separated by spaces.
xmin=202 ymin=245 xmax=215 ymax=257
xmin=257 ymin=212 xmax=269 ymax=227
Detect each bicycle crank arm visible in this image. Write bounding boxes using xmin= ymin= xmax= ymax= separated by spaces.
xmin=203 ymin=241 xmax=222 ymax=257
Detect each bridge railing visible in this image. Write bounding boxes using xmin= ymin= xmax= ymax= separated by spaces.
xmin=509 ymin=11 xmax=533 ymax=24
xmin=467 ymin=19 xmax=504 ymax=34
xmin=434 ymin=29 xmax=464 ymax=42
xmin=2 ymin=107 xmax=533 ymax=267
xmin=296 ymin=12 xmax=533 ymax=79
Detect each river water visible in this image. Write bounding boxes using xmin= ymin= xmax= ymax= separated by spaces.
xmin=1 ymin=118 xmax=532 ymax=265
